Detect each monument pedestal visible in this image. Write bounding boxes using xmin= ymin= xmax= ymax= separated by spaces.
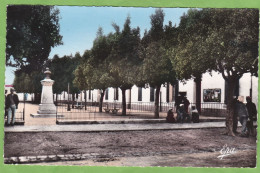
xmin=31 ymin=68 xmax=58 ymax=118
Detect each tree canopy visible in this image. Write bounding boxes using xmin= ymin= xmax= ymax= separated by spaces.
xmin=6 ymin=5 xmax=63 ymax=71
xmin=171 ymin=8 xmax=259 ymax=135
xmin=139 ymin=9 xmax=177 ymax=118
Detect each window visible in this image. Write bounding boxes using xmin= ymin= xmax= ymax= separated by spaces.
xmin=89 ymin=90 xmax=91 ymax=99
xmin=150 ymin=87 xmax=155 ymax=102
xmin=166 ymin=83 xmax=169 ymax=103
xmin=203 ymin=89 xmax=221 ymax=102
xmin=105 ymin=88 xmax=109 ymax=100
xmin=171 ymin=85 xmax=175 ymax=102
xmin=138 ymin=87 xmax=142 ymax=101
xmin=114 ymin=88 xmax=119 ymax=100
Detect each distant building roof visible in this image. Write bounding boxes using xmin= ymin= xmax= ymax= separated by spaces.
xmin=5 ymin=85 xmax=14 ymax=87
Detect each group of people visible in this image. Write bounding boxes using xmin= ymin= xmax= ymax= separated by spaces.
xmin=234 ymin=96 xmax=257 ymax=137
xmin=166 ymin=95 xmax=257 ymax=137
xmin=4 ymin=88 xmax=19 ymax=126
xmin=166 ymin=96 xmax=193 ymax=123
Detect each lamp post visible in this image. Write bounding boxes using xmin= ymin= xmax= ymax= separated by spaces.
xmin=67 ymin=83 xmax=71 ymax=111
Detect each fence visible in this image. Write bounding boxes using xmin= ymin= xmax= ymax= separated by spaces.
xmin=56 ymin=100 xmax=227 ymax=122
xmin=4 ymin=108 xmax=25 ymax=125
xmin=190 ymin=103 xmax=227 ymax=117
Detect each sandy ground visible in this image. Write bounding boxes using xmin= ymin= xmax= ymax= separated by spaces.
xmin=31 ymin=150 xmax=256 ymax=168
xmin=4 ymin=128 xmax=256 ymax=167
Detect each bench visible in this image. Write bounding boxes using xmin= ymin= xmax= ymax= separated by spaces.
xmin=103 ymin=108 xmax=120 ymax=114
xmin=111 ymin=108 xmax=120 ymax=114
xmin=104 ymin=108 xmax=110 ymax=113
xmin=75 ymin=102 xmax=84 ymax=109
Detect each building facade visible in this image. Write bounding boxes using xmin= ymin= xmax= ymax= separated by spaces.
xmin=10 ymin=71 xmax=258 ymax=108
xmin=77 ymin=71 xmax=258 ymax=106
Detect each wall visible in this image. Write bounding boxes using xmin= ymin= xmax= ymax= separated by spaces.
xmin=201 ymin=71 xmax=225 ymax=103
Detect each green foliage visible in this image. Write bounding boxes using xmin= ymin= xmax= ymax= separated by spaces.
xmin=205 ymin=9 xmax=258 ymax=78
xmin=173 ymin=8 xmax=258 ymax=81
xmin=50 ymin=54 xmax=80 ymax=94
xmin=140 ymin=9 xmax=176 ymax=88
xmin=13 ymin=71 xmax=43 ymax=93
xmin=107 ymin=16 xmax=142 ymax=90
xmin=172 ymin=8 xmax=259 ymax=135
xmin=6 ymin=5 xmax=63 ymax=71
xmin=150 ymin=9 xmax=165 ymax=42
xmin=141 ymin=42 xmax=176 ymax=87
xmin=74 ymin=27 xmax=114 ymax=92
xmin=173 ymin=9 xmax=213 ymax=81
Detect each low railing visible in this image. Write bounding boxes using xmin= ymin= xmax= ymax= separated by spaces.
xmin=190 ymin=103 xmax=227 ymax=117
xmin=123 ymin=102 xmax=175 ymax=113
xmin=56 ymin=100 xmax=228 ymax=121
xmin=4 ymin=108 xmax=25 ymax=124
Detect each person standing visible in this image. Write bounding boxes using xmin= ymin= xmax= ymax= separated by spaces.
xmin=246 ymin=96 xmax=257 ymax=136
xmin=175 ymin=95 xmax=182 ymax=112
xmin=5 ymin=88 xmax=19 ymax=126
xmin=233 ymin=97 xmax=239 ymax=134
xmin=183 ymin=97 xmax=190 ymax=114
xmin=236 ymin=96 xmax=249 ymax=137
xmin=4 ymin=90 xmax=8 ymax=118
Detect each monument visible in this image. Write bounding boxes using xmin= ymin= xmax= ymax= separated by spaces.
xmin=31 ymin=68 xmax=56 ymax=117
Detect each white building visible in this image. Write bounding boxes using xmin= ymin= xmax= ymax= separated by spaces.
xmin=10 ymin=71 xmax=258 ymax=108
xmin=53 ymin=71 xmax=257 ymax=107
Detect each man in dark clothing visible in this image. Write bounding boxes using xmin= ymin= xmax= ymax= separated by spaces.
xmin=176 ymin=104 xmax=184 ymax=123
xmin=246 ymin=96 xmax=257 ymax=136
xmin=5 ymin=88 xmax=19 ymax=126
xmin=4 ymin=90 xmax=8 ymax=118
xmin=175 ymin=95 xmax=182 ymax=112
xmin=183 ymin=97 xmax=190 ymax=114
xmin=236 ymin=96 xmax=249 ymax=137
xmin=177 ymin=104 xmax=190 ymax=123
xmin=233 ymin=97 xmax=239 ymax=133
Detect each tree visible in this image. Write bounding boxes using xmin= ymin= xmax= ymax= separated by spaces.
xmin=173 ymin=9 xmax=258 ymax=136
xmin=13 ymin=70 xmax=44 ymax=102
xmin=74 ymin=29 xmax=114 ymax=112
xmin=50 ymin=54 xmax=80 ymax=106
xmin=141 ymin=42 xmax=176 ymax=118
xmin=206 ymin=9 xmax=258 ymax=136
xmin=74 ymin=58 xmax=113 ymax=112
xmin=6 ymin=5 xmax=63 ymax=71
xmin=140 ymin=9 xmax=177 ymax=118
xmin=107 ymin=17 xmax=142 ymax=115
xmin=172 ymin=9 xmax=215 ymax=113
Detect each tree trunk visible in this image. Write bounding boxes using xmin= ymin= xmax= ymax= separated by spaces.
xmin=226 ymin=79 xmax=236 ymax=136
xmin=84 ymin=90 xmax=87 ymax=110
xmin=154 ymin=85 xmax=161 ymax=118
xmin=35 ymin=93 xmax=41 ymax=104
xmin=121 ymin=88 xmax=126 ymax=116
xmin=99 ymin=91 xmax=105 ymax=112
xmin=127 ymin=89 xmax=131 ymax=109
xmin=55 ymin=93 xmax=58 ymax=106
xmin=72 ymin=93 xmax=75 ymax=108
xmin=194 ymin=76 xmax=202 ymax=114
xmin=33 ymin=93 xmax=36 ymax=103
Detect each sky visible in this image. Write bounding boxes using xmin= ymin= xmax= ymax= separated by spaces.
xmin=5 ymin=6 xmax=189 ymax=85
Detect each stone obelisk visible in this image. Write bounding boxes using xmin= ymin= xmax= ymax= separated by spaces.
xmin=31 ymin=68 xmax=56 ymax=117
